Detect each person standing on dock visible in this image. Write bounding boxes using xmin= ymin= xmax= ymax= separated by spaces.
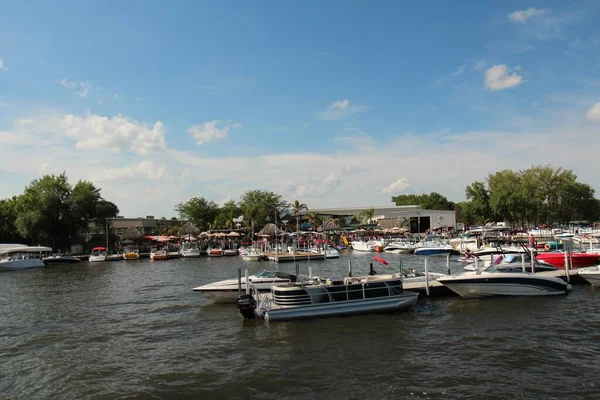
xmin=529 ymin=234 xmax=535 ymax=248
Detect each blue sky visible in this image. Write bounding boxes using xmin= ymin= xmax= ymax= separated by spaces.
xmin=1 ymin=1 xmax=600 ymax=217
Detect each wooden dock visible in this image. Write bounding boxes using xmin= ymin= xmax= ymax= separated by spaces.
xmin=265 ymin=251 xmax=325 ymax=263
xmin=403 ymin=279 xmax=456 ymax=297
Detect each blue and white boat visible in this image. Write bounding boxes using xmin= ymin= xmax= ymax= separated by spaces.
xmin=414 ymin=235 xmax=454 ymax=256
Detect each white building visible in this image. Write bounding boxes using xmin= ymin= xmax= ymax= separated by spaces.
xmin=310 ymin=205 xmax=456 ymax=234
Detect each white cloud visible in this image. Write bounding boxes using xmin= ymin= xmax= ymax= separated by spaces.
xmin=94 ymin=161 xmax=166 ymax=182
xmin=60 ymin=78 xmax=76 ymax=89
xmin=379 ymin=177 xmax=412 ymax=194
xmin=484 ymin=65 xmax=524 ymax=91
xmin=586 ymin=103 xmax=600 ymax=121
xmin=318 ymin=99 xmax=368 ymax=120
xmin=508 ymin=8 xmax=547 ymax=23
xmin=453 ymin=65 xmax=465 ymax=76
xmin=186 ymin=119 xmax=240 ymax=146
xmin=284 ymin=173 xmax=341 ymax=197
xmin=472 ymin=60 xmax=486 ymax=71
xmin=0 ymin=59 xmax=8 ymax=71
xmin=16 ymin=112 xmax=166 ymax=155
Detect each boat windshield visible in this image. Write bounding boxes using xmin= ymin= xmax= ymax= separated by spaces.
xmin=254 ymin=270 xmax=277 ymax=278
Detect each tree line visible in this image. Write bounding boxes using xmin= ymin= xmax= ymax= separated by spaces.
xmin=391 ymin=165 xmax=600 ymax=227
xmin=0 ymin=173 xmax=119 ymax=250
xmin=4 ymin=165 xmax=596 ymax=251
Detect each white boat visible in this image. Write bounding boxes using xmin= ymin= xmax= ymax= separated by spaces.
xmin=414 ymin=235 xmax=454 ymax=256
xmin=179 ymin=242 xmax=200 ymax=257
xmin=351 ymin=240 xmax=382 ymax=252
xmin=578 ymin=266 xmax=600 ymax=287
xmin=89 ymin=247 xmax=107 ymax=262
xmin=123 ymin=246 xmax=140 ymax=260
xmin=241 ymin=248 xmax=266 ymax=261
xmin=223 ymin=249 xmax=238 ymax=256
xmin=193 ymin=270 xmax=297 ymax=303
xmin=237 ymin=274 xmax=419 ymax=322
xmin=437 ymin=264 xmax=570 ymax=298
xmin=383 ymin=240 xmax=416 ymax=254
xmin=150 ymin=248 xmax=168 ymax=261
xmin=310 ymin=247 xmax=340 ymax=259
xmin=0 ymin=246 xmax=52 ymax=271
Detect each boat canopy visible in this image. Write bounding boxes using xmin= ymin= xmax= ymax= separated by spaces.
xmin=92 ymin=247 xmax=107 ymax=251
xmin=0 ymin=246 xmax=52 ymax=254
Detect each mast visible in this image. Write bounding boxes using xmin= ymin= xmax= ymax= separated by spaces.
xmin=106 ymin=218 xmax=109 ymax=250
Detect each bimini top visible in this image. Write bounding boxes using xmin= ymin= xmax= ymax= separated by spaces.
xmin=0 ymin=246 xmax=52 ymax=255
xmin=92 ymin=247 xmax=107 ymax=251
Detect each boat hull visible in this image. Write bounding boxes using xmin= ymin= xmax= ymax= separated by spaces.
xmin=264 ymin=293 xmax=418 ymax=322
xmin=437 ymin=275 xmax=569 ymax=298
xmin=578 ymin=267 xmax=600 ymax=287
xmin=0 ymin=259 xmax=46 ymax=271
xmin=180 ymin=249 xmax=201 ymax=257
xmin=414 ymin=248 xmax=454 ymax=256
xmin=535 ymin=253 xmax=600 ymax=269
xmin=123 ymin=253 xmax=140 ymax=260
xmin=89 ymin=255 xmax=106 ymax=262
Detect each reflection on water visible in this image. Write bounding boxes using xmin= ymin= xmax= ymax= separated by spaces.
xmin=1 ymin=252 xmax=599 ymax=399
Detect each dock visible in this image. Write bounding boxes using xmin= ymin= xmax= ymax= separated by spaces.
xmin=403 ymin=279 xmax=456 ymax=297
xmin=265 ymin=251 xmax=325 ymax=263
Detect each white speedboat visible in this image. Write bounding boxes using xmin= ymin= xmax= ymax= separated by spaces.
xmin=241 ymin=248 xmax=266 ymax=261
xmin=383 ymin=240 xmax=416 ymax=254
xmin=351 ymin=240 xmax=381 ymax=252
xmin=89 ymin=247 xmax=107 ymax=262
xmin=578 ymin=266 xmax=600 ymax=287
xmin=180 ymin=242 xmax=200 ymax=257
xmin=0 ymin=246 xmax=52 ymax=271
xmin=414 ymin=235 xmax=454 ymax=256
xmin=193 ymin=270 xmax=298 ymax=303
xmin=237 ymin=274 xmax=419 ymax=322
xmin=437 ymin=264 xmax=570 ymax=298
xmin=150 ymin=248 xmax=168 ymax=261
xmin=310 ymin=247 xmax=340 ymax=259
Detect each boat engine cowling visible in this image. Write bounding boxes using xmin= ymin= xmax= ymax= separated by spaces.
xmin=236 ymin=294 xmax=256 ymax=319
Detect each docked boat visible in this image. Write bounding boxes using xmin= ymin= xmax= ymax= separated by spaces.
xmin=123 ymin=246 xmax=140 ymax=260
xmin=207 ymin=248 xmax=224 ymax=257
xmin=241 ymin=248 xmax=266 ymax=261
xmin=414 ymin=235 xmax=454 ymax=256
xmin=578 ymin=266 xmax=600 ymax=287
xmin=383 ymin=240 xmax=416 ymax=254
xmin=150 ymin=247 xmax=168 ymax=261
xmin=0 ymin=246 xmax=52 ymax=271
xmin=310 ymin=247 xmax=340 ymax=259
xmin=237 ymin=274 xmax=419 ymax=322
xmin=43 ymin=255 xmax=81 ymax=265
xmin=535 ymin=252 xmax=600 ymax=269
xmin=180 ymin=242 xmax=200 ymax=257
xmin=89 ymin=247 xmax=107 ymax=262
xmin=223 ymin=249 xmax=238 ymax=256
xmin=437 ymin=265 xmax=570 ymax=298
xmin=351 ymin=240 xmax=382 ymax=252
xmin=193 ymin=270 xmax=298 ymax=303
xmin=106 ymin=253 xmax=124 ymax=261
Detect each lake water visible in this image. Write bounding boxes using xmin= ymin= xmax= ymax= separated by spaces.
xmin=1 ymin=251 xmax=599 ymax=399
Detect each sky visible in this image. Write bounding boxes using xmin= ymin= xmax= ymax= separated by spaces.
xmin=1 ymin=1 xmax=599 ymax=217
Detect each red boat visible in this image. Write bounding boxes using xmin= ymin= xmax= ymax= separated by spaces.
xmin=535 ymin=252 xmax=600 ymax=269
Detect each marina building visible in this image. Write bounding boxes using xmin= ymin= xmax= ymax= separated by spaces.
xmin=310 ymin=205 xmax=456 ymax=234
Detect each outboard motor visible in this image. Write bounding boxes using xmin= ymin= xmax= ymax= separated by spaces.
xmin=236 ymin=294 xmax=256 ymax=319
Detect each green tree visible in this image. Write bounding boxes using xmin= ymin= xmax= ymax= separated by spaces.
xmin=214 ymin=200 xmax=241 ymax=229
xmin=0 ymin=197 xmax=23 ymax=243
xmin=175 ymin=196 xmax=219 ymax=231
xmin=290 ymin=200 xmax=308 ymax=232
xmin=464 ymin=181 xmax=492 ymax=224
xmin=392 ymin=192 xmax=455 ymax=210
xmin=14 ymin=173 xmax=118 ymax=250
xmin=359 ymin=207 xmax=375 ymax=224
xmin=238 ymin=190 xmax=287 ymax=231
